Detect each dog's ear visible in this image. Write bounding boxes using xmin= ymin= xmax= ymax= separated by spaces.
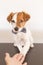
xmin=7 ymin=12 xmax=14 ymax=23
xmin=22 ymin=12 xmax=30 ymax=22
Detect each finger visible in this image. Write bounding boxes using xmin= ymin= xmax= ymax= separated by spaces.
xmin=5 ymin=53 xmax=10 ymax=57
xmin=20 ymin=56 xmax=25 ymax=63
xmin=17 ymin=53 xmax=23 ymax=61
xmin=23 ymin=62 xmax=27 ymax=65
xmin=12 ymin=53 xmax=19 ymax=59
xmin=5 ymin=53 xmax=10 ymax=62
xmin=5 ymin=53 xmax=10 ymax=58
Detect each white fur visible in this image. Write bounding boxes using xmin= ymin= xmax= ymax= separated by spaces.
xmin=11 ymin=13 xmax=17 ymax=28
xmin=11 ymin=14 xmax=34 ymax=56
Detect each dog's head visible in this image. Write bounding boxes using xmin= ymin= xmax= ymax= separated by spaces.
xmin=7 ymin=11 xmax=30 ymax=32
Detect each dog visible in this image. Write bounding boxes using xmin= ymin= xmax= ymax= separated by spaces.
xmin=7 ymin=11 xmax=34 ymax=56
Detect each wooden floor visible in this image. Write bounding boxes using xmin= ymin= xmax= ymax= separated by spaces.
xmin=0 ymin=43 xmax=43 ymax=65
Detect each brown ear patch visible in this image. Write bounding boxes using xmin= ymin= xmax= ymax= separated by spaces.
xmin=22 ymin=12 xmax=30 ymax=22
xmin=7 ymin=12 xmax=14 ymax=23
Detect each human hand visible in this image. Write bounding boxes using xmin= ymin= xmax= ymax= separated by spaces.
xmin=5 ymin=53 xmax=27 ymax=65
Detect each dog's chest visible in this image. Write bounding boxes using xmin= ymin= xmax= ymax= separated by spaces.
xmin=13 ymin=32 xmax=26 ymax=46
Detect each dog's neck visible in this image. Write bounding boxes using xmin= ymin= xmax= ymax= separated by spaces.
xmin=12 ymin=28 xmax=26 ymax=34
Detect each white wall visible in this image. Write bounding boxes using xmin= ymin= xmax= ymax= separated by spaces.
xmin=0 ymin=0 xmax=43 ymax=43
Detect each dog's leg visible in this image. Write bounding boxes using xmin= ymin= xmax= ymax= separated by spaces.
xmin=15 ymin=44 xmax=22 ymax=52
xmin=20 ymin=41 xmax=31 ymax=56
xmin=30 ymin=36 xmax=34 ymax=48
xmin=29 ymin=31 xmax=34 ymax=48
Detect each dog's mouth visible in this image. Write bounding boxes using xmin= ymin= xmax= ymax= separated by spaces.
xmin=12 ymin=30 xmax=18 ymax=34
xmin=13 ymin=27 xmax=19 ymax=34
xmin=12 ymin=27 xmax=20 ymax=34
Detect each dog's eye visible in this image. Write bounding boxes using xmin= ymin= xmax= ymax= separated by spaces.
xmin=11 ymin=20 xmax=15 ymax=23
xmin=20 ymin=20 xmax=23 ymax=23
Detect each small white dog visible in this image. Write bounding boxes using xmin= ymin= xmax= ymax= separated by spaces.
xmin=7 ymin=11 xmax=34 ymax=56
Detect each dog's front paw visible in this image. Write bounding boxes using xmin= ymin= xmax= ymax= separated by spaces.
xmin=20 ymin=51 xmax=26 ymax=57
xmin=30 ymin=44 xmax=34 ymax=48
xmin=20 ymin=53 xmax=26 ymax=58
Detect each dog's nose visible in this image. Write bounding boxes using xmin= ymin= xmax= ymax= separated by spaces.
xmin=14 ymin=27 xmax=19 ymax=31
